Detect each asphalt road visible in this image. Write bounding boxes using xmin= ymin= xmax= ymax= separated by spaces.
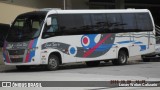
xmin=0 ymin=56 xmax=160 ymax=90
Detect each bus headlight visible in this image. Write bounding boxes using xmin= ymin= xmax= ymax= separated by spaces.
xmin=28 ymin=47 xmax=38 ymax=53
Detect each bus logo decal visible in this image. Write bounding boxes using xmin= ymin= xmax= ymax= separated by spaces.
xmin=68 ymin=46 xmax=77 ymax=56
xmin=81 ymin=36 xmax=90 ymax=47
xmin=83 ymin=34 xmax=112 ymax=57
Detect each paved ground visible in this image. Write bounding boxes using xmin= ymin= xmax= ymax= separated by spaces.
xmin=0 ymin=55 xmax=160 ymax=90
xmin=0 ymin=51 xmax=4 ymax=65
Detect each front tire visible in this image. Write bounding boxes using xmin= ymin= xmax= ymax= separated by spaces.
xmin=46 ymin=55 xmax=59 ymax=71
xmin=112 ymin=50 xmax=128 ymax=65
xmin=86 ymin=61 xmax=100 ymax=67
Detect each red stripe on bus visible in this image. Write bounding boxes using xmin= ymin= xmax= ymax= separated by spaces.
xmin=25 ymin=40 xmax=34 ymax=63
xmin=83 ymin=34 xmax=112 ymax=57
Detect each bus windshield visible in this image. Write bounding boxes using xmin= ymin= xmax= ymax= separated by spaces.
xmin=6 ymin=14 xmax=45 ymax=42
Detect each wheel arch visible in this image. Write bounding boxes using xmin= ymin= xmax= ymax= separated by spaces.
xmin=49 ymin=51 xmax=62 ymax=65
xmin=118 ymin=47 xmax=129 ymax=57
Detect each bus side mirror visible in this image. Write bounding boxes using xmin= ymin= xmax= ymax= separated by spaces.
xmin=47 ymin=17 xmax=52 ymax=26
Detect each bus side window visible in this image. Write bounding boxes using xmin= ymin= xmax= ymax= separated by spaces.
xmin=45 ymin=17 xmax=58 ymax=33
xmin=136 ymin=13 xmax=153 ymax=31
xmin=90 ymin=14 xmax=108 ymax=33
xmin=107 ymin=13 xmax=123 ymax=33
xmin=121 ymin=13 xmax=137 ymax=32
xmin=42 ymin=16 xmax=58 ymax=38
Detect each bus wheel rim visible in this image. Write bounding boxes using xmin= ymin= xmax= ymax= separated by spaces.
xmin=120 ymin=54 xmax=126 ymax=63
xmin=49 ymin=58 xmax=57 ymax=68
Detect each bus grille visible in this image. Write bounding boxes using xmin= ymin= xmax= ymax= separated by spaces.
xmin=10 ymin=58 xmax=23 ymax=63
xmin=8 ymin=49 xmax=25 ymax=55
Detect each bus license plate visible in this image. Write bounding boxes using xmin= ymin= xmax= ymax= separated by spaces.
xmin=13 ymin=55 xmax=20 ymax=58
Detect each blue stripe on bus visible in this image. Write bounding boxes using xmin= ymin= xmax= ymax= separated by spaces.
xmin=117 ymin=41 xmax=134 ymax=44
xmin=29 ymin=39 xmax=38 ymax=62
xmin=140 ymin=45 xmax=146 ymax=51
xmin=134 ymin=41 xmax=143 ymax=44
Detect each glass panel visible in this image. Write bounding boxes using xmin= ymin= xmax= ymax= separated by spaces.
xmin=7 ymin=15 xmax=45 ymax=41
xmin=43 ymin=16 xmax=59 ymax=38
xmin=91 ymin=14 xmax=108 ymax=33
xmin=136 ymin=13 xmax=153 ymax=31
xmin=121 ymin=13 xmax=137 ymax=31
xmin=107 ymin=13 xmax=123 ymax=32
xmin=59 ymin=14 xmax=84 ymax=34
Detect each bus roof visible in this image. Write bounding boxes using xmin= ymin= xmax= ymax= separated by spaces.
xmin=47 ymin=9 xmax=150 ymax=14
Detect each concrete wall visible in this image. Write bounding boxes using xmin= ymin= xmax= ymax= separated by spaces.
xmin=1 ymin=0 xmax=63 ymax=8
xmin=1 ymin=0 xmax=89 ymax=9
xmin=0 ymin=0 xmax=89 ymax=24
xmin=10 ymin=0 xmax=89 ymax=9
xmin=0 ymin=2 xmax=36 ymax=24
xmin=71 ymin=0 xmax=89 ymax=9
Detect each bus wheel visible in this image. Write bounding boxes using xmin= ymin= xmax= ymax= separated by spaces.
xmin=16 ymin=66 xmax=30 ymax=71
xmin=86 ymin=61 xmax=100 ymax=67
xmin=46 ymin=55 xmax=59 ymax=71
xmin=112 ymin=50 xmax=128 ymax=65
